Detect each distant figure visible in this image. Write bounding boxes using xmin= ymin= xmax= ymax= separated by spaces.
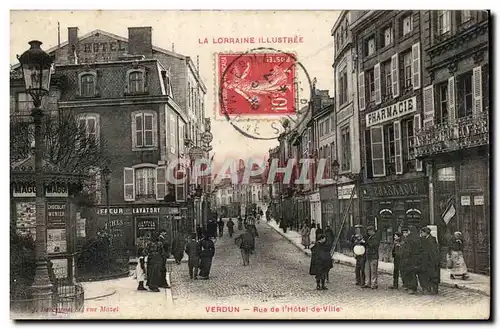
xmin=227 ymin=218 xmax=235 ymax=237
xmin=172 ymin=234 xmax=185 ymax=265
xmin=198 ymin=233 xmax=215 ymax=280
xmin=196 ymin=224 xmax=203 ymax=240
xmin=300 ymin=223 xmax=311 ymax=249
xmin=315 ymin=224 xmax=324 ymax=242
xmin=235 ymin=227 xmax=255 ymax=266
xmin=265 ymin=209 xmax=270 ymax=222
xmin=309 ymin=223 xmax=317 ymax=247
xmin=237 ymin=216 xmax=244 ymax=231
xmin=217 ymin=218 xmax=225 ymax=238
xmin=390 ymin=232 xmax=403 ymax=289
xmin=135 ymin=248 xmax=147 ymax=290
xmin=185 ymin=233 xmax=201 ymax=280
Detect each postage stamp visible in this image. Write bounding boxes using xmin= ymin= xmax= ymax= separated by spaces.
xmin=218 ymin=52 xmax=297 ymax=117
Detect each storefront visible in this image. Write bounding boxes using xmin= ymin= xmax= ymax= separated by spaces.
xmin=308 ymin=192 xmax=321 ymax=227
xmin=95 ymin=204 xmax=183 ymax=255
xmin=319 ymin=185 xmax=336 ymax=230
xmin=361 ymin=178 xmax=428 ymax=261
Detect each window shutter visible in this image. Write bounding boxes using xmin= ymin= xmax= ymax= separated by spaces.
xmin=413 ymin=114 xmax=423 ymax=171
xmin=134 ymin=113 xmax=143 ymax=147
xmin=391 ymin=53 xmax=400 ymax=98
xmin=374 ymin=63 xmax=382 ymax=105
xmin=472 ymin=66 xmax=483 ymax=115
xmin=422 ymin=85 xmax=435 ymax=127
xmin=412 ymin=42 xmax=421 ymax=90
xmin=358 ymin=72 xmax=366 ymax=111
xmin=155 ymin=166 xmax=166 ymax=200
xmin=152 ymin=113 xmax=158 ymax=147
xmin=394 ymin=121 xmax=403 ymax=174
xmin=447 ymin=77 xmax=456 ymax=121
xmin=124 ymin=167 xmax=135 ymax=201
xmin=370 ymin=126 xmax=386 ymax=177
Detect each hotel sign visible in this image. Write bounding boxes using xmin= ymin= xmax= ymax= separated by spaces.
xmin=366 ymin=97 xmax=417 ymax=127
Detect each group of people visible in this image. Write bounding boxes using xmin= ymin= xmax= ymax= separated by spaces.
xmin=300 ymin=221 xmax=335 ymax=251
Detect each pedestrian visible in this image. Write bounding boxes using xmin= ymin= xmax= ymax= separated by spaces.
xmin=448 ymin=231 xmax=469 ymax=280
xmin=315 ymin=224 xmax=324 ymax=242
xmin=198 ymin=233 xmax=215 ymax=280
xmin=145 ymin=242 xmax=163 ymax=292
xmin=235 ymin=227 xmax=255 ymax=266
xmin=300 ymin=223 xmax=311 ymax=249
xmin=418 ymin=227 xmax=440 ymax=294
xmin=134 ymin=247 xmax=147 ymax=291
xmin=265 ymin=209 xmax=270 ymax=222
xmin=362 ymin=225 xmax=380 ymax=289
xmin=208 ymin=219 xmax=218 ymax=240
xmin=185 ymin=233 xmax=201 ymax=280
xmin=310 ymin=220 xmax=316 ymax=229
xmin=350 ymin=225 xmax=366 ymax=286
xmin=279 ymin=217 xmax=287 ymax=233
xmin=389 ymin=232 xmax=403 ymax=289
xmin=324 ymin=225 xmax=335 ymax=283
xmin=400 ymin=227 xmax=420 ymax=294
xmin=309 ymin=222 xmax=317 ymax=247
xmin=196 ymin=224 xmax=203 ymax=240
xmin=217 ymin=218 xmax=225 ymax=238
xmin=309 ymin=234 xmax=333 ymax=290
xmin=172 ymin=234 xmax=185 ymax=265
xmin=237 ymin=216 xmax=244 ymax=231
xmin=227 ymin=218 xmax=235 ymax=237
xmin=158 ymin=230 xmax=171 ymax=288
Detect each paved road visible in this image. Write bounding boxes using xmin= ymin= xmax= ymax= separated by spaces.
xmin=169 ymin=221 xmax=489 ymax=319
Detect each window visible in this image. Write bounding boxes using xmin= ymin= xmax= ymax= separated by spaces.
xmin=170 ymin=113 xmax=177 ymax=154
xmin=366 ymin=37 xmax=375 ymax=56
xmin=437 ymin=10 xmax=451 ymax=35
xmin=341 ymin=125 xmax=351 ymax=171
xmin=319 ymin=120 xmax=324 ymax=136
xmin=338 ymin=67 xmax=348 ymax=105
xmin=383 ymin=125 xmax=396 ymax=175
xmin=402 ymin=14 xmax=413 ymax=36
xmin=16 ymin=92 xmax=33 ymax=115
xmin=459 ymin=10 xmax=472 ymax=24
xmin=179 ymin=121 xmax=185 ymax=155
xmin=78 ymin=114 xmax=99 ymax=141
xmin=132 ymin=112 xmax=156 ymax=149
xmin=383 ymin=60 xmax=392 ymax=99
xmin=325 ymin=119 xmax=330 ymax=135
xmin=402 ymin=51 xmax=412 ymax=89
xmin=80 ymin=73 xmax=96 ymax=97
xmin=384 ymin=26 xmax=393 ymax=47
xmin=402 ymin=119 xmax=415 ymax=171
xmin=128 ymin=70 xmax=145 ymax=94
xmin=188 ymin=82 xmax=191 ymax=108
xmin=366 ymin=69 xmax=375 ymax=102
xmin=457 ymin=72 xmax=473 ymax=118
xmin=437 ymin=83 xmax=449 ymax=124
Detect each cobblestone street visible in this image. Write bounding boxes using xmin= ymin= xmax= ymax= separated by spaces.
xmin=168 ymin=221 xmax=489 ymax=319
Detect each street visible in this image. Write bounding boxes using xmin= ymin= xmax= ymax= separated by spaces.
xmin=69 ymin=221 xmax=489 ymax=320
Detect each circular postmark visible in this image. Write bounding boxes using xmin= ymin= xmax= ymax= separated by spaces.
xmin=217 ymin=47 xmax=313 ymax=140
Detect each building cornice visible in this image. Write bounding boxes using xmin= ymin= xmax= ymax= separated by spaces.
xmin=58 ymin=95 xmax=171 ymax=108
xmin=427 ymin=21 xmax=489 ymax=58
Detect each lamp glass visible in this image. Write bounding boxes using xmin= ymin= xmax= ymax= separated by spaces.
xmin=18 ymin=41 xmax=53 ymax=101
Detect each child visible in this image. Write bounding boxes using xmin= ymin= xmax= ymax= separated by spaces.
xmin=135 ymin=248 xmax=147 ymax=291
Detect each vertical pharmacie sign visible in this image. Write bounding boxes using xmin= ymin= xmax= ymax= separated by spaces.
xmin=12 ymin=183 xmax=69 ymax=198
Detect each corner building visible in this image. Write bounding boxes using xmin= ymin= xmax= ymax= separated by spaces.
xmin=352 ymin=11 xmax=427 ymax=261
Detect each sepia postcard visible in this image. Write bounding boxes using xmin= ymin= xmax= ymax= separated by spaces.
xmin=9 ymin=9 xmax=491 ymax=320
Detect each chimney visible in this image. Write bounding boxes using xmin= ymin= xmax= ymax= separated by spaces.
xmin=68 ymin=27 xmax=79 ymax=63
xmin=128 ymin=27 xmax=153 ymax=57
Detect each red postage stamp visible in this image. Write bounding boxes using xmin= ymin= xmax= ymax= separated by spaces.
xmin=218 ymin=52 xmax=296 ymax=116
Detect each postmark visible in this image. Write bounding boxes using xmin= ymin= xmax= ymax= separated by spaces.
xmin=215 ymin=47 xmax=313 ymax=140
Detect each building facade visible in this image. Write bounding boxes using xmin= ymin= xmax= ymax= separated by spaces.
xmin=416 ymin=10 xmax=489 ymax=274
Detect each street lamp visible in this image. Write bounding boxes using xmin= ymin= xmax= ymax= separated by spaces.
xmin=18 ymin=40 xmax=54 ymax=312
xmin=102 ymin=166 xmax=111 ymax=230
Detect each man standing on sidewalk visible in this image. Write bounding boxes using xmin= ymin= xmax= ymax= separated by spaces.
xmin=235 ymin=227 xmax=255 ymax=266
xmin=418 ymin=227 xmax=440 ymax=294
xmin=362 ymin=225 xmax=380 ymax=289
xmin=401 ymin=227 xmax=420 ymax=294
xmin=350 ymin=225 xmax=366 ymax=286
xmin=185 ymin=233 xmax=201 ymax=280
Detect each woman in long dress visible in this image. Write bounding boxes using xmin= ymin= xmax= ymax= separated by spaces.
xmin=309 ymin=223 xmax=317 ymax=248
xmin=448 ymin=231 xmax=469 ymax=280
xmin=146 ymin=242 xmax=164 ymax=292
xmin=300 ymin=223 xmax=311 ymax=249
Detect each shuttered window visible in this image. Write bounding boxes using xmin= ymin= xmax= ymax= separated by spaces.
xmin=422 ymin=85 xmax=435 ymax=127
xmin=359 ymin=72 xmax=366 ymax=111
xmin=156 ymin=166 xmax=167 ymax=200
xmin=472 ymin=66 xmax=483 ymax=115
xmin=371 ymin=126 xmax=385 ymax=177
xmin=374 ymin=63 xmax=382 ymax=105
xmin=132 ymin=111 xmax=157 ymax=149
xmin=394 ymin=121 xmax=403 ymax=174
xmin=391 ymin=53 xmax=399 ymax=98
xmin=124 ymin=167 xmax=135 ymax=201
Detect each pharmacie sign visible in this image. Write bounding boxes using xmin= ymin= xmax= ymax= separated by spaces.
xmin=12 ymin=183 xmax=68 ymax=198
xmin=366 ymin=97 xmax=417 ymax=127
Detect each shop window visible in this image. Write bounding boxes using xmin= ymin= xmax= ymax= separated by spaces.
xmin=402 ymin=14 xmax=413 ymax=36
xmin=436 ymin=82 xmax=449 ymax=124
xmin=132 ymin=111 xmax=157 ymax=150
xmin=383 ymin=124 xmax=396 ymax=175
xmin=366 ymin=69 xmax=375 ymax=102
xmin=437 ymin=10 xmax=451 ymax=35
xmin=127 ymin=70 xmax=145 ymax=94
xmin=457 ymin=72 xmax=473 ymax=118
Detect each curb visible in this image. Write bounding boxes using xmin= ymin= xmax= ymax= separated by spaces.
xmin=84 ymin=288 xmax=117 ymax=301
xmin=267 ymin=222 xmax=490 ymax=297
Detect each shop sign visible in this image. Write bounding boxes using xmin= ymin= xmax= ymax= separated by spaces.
xmin=133 ymin=207 xmax=161 ymax=215
xmin=136 ymin=218 xmax=158 ymax=231
xmin=474 ymin=195 xmax=484 ymax=206
xmin=47 ymin=203 xmax=66 ymax=228
xmin=166 ymin=207 xmax=180 ymax=215
xmin=309 ymin=193 xmax=320 ymax=202
xmin=338 ymin=184 xmax=357 ymax=199
xmin=96 ymin=207 xmax=125 ymax=216
xmin=461 ymin=196 xmax=471 ymax=206
xmin=366 ymin=96 xmax=416 ymax=127
xmin=406 ymin=208 xmax=422 ymax=220
xmin=12 ymin=183 xmax=68 ymax=198
xmin=363 ymin=180 xmax=426 ymax=199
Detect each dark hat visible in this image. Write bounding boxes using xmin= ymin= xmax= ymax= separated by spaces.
xmin=394 ymin=232 xmax=402 ymax=237
xmin=317 ymin=234 xmax=326 ymax=240
xmin=401 ymin=227 xmax=409 ymax=232
xmin=420 ymin=227 xmax=431 ymax=234
xmin=366 ymin=225 xmax=375 ymax=231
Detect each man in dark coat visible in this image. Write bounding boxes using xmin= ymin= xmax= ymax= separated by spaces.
xmin=158 ymin=230 xmax=171 ymax=288
xmin=207 ymin=220 xmax=218 ymax=239
xmin=217 ymin=218 xmax=225 ymax=238
xmin=172 ymin=234 xmax=185 ymax=265
xmin=390 ymin=232 xmax=403 ymax=289
xmin=350 ymin=225 xmax=366 ymax=286
xmin=237 ymin=216 xmax=244 ymax=230
xmin=400 ymin=227 xmax=421 ymax=294
xmin=324 ymin=225 xmax=335 ymax=283
xmin=235 ymin=227 xmax=255 ymax=266
xmin=185 ymin=233 xmax=201 ymax=279
xmin=196 ymin=224 xmax=203 ymax=240
xmin=198 ymin=233 xmax=215 ymax=279
xmin=362 ymin=225 xmax=381 ymax=289
xmin=309 ymin=234 xmax=332 ymax=290
xmin=226 ymin=218 xmax=235 ymax=237
xmin=418 ymin=227 xmax=440 ymax=294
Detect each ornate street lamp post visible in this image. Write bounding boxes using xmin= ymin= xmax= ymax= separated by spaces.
xmin=102 ymin=166 xmax=112 ymax=230
xmin=17 ymin=40 xmax=54 ymax=312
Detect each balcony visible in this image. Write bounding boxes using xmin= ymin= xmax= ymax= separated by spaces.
xmin=415 ymin=112 xmax=489 ymax=158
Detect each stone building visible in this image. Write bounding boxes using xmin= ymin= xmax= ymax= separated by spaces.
xmin=416 ymin=10 xmax=490 ymax=274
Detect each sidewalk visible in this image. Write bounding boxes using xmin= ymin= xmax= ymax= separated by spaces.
xmin=266 ymin=219 xmax=490 ymax=296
